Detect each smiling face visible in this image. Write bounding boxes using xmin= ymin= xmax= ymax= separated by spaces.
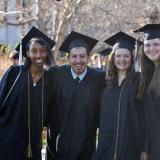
xmin=69 ymin=47 xmax=89 ymax=75
xmin=28 ymin=41 xmax=47 ymax=67
xmin=114 ymin=48 xmax=132 ymax=72
xmin=144 ymin=38 xmax=160 ymax=66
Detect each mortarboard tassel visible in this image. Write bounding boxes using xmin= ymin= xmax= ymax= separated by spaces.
xmin=134 ymin=31 xmax=141 ymax=61
xmin=18 ymin=41 xmax=23 ymax=66
xmin=27 ymin=143 xmax=33 ymax=158
xmin=97 ymin=54 xmax=101 ymax=69
xmin=134 ymin=31 xmax=141 ymax=72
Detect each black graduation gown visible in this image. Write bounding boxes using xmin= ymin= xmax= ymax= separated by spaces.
xmin=0 ymin=65 xmax=52 ymax=160
xmin=94 ymin=74 xmax=144 ymax=160
xmin=46 ymin=65 xmax=105 ymax=160
xmin=143 ymin=90 xmax=160 ymax=160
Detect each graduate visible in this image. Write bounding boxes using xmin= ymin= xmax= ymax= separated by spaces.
xmin=0 ymin=26 xmax=55 ymax=160
xmin=46 ymin=31 xmax=106 ymax=160
xmin=9 ymin=50 xmax=19 ymax=66
xmin=134 ymin=24 xmax=160 ymax=160
xmin=93 ymin=32 xmax=144 ymax=160
xmin=91 ymin=48 xmax=112 ymax=71
xmin=98 ymin=48 xmax=112 ymax=71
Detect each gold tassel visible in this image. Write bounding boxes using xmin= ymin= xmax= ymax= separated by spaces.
xmin=39 ymin=131 xmax=43 ymax=149
xmin=27 ymin=144 xmax=33 ymax=158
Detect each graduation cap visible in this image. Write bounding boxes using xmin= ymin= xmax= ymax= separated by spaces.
xmin=134 ymin=24 xmax=160 ymax=40
xmin=104 ymin=31 xmax=137 ymax=52
xmin=98 ymin=48 xmax=112 ymax=56
xmin=16 ymin=26 xmax=55 ymax=57
xmin=59 ymin=31 xmax=98 ymax=54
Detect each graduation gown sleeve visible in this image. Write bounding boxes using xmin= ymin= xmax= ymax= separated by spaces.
xmin=0 ymin=66 xmax=20 ymax=110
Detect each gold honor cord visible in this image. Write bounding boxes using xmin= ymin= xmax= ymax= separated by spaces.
xmin=27 ymin=69 xmax=44 ymax=158
xmin=27 ymin=69 xmax=32 ymax=158
xmin=113 ymin=80 xmax=127 ymax=160
xmin=40 ymin=69 xmax=44 ymax=149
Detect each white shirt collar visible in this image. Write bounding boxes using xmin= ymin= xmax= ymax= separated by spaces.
xmin=71 ymin=67 xmax=87 ymax=80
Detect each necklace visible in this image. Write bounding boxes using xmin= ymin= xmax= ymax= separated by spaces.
xmin=27 ymin=69 xmax=44 ymax=158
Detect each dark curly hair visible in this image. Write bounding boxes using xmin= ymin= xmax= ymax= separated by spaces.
xmin=24 ymin=37 xmax=55 ymax=68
